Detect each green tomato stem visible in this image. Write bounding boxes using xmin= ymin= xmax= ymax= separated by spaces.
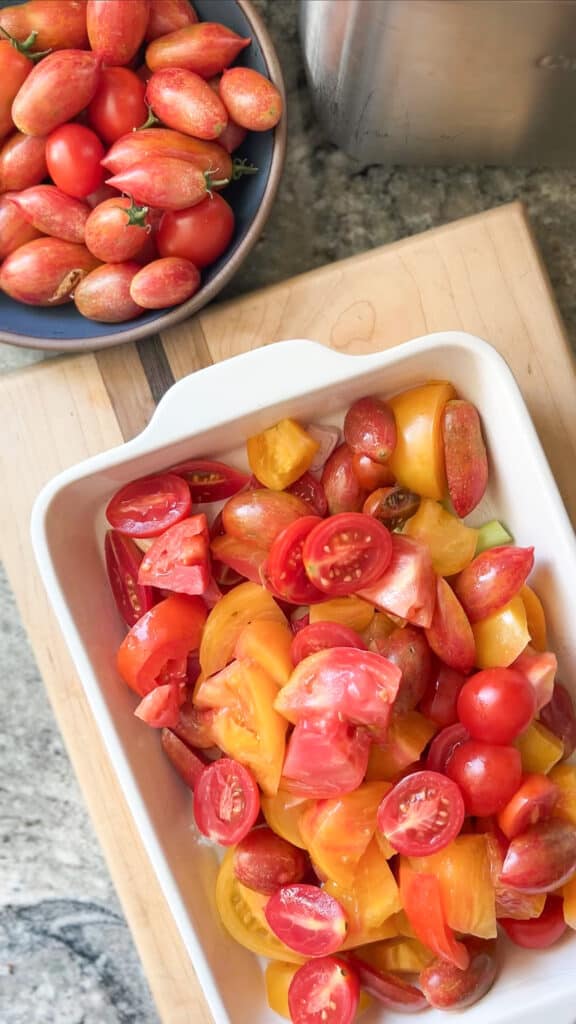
xmin=232 ymin=158 xmax=259 ymax=180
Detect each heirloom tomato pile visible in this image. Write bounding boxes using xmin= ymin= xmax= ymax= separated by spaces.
xmin=104 ymin=379 xmax=576 ymax=1023
xmin=0 ymin=0 xmax=281 ymax=321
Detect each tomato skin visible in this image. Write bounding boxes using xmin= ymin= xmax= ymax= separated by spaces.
xmin=377 ymin=770 xmax=465 ymax=857
xmin=0 ymin=1 xmax=89 ymax=52
xmin=344 ymin=396 xmax=397 ymax=463
xmin=116 ymin=593 xmax=206 ymax=697
xmin=87 ymin=67 xmax=148 ymax=144
xmin=104 ymin=529 xmax=155 ymax=627
xmin=265 ymin=885 xmax=347 ymax=957
xmin=223 ymin=489 xmax=309 ymax=547
xmin=12 ymin=50 xmax=102 ymax=137
xmin=446 ymin=740 xmax=522 ymax=816
xmin=0 ymin=131 xmax=47 ymax=193
xmin=375 ymin=625 xmax=432 ymax=712
xmin=457 ymin=667 xmax=537 ymax=745
xmin=106 ymin=156 xmax=213 ymax=211
xmin=145 ymin=0 xmax=198 ymax=41
xmin=87 ymin=0 xmax=150 ymax=66
xmin=540 ymin=682 xmax=576 ymax=759
xmin=193 ymin=758 xmax=260 ymax=846
xmin=161 ymin=727 xmax=206 ymax=789
xmin=9 ymin=185 xmax=90 ymax=243
xmin=0 ymin=193 xmax=41 ymax=260
xmin=419 ymin=664 xmax=466 ymax=728
xmin=352 ymin=453 xmax=395 ymax=491
xmin=302 ymin=513 xmax=393 ymax=597
xmin=0 ymin=42 xmax=32 ymax=142
xmin=499 ymin=819 xmax=576 ymax=893
xmin=497 ymin=774 xmax=559 ymax=840
xmin=45 ymin=124 xmax=104 ymax=199
xmin=288 ymin=957 xmax=360 ymax=1024
xmin=290 ymin=622 xmax=366 ymax=665
xmin=146 ymin=22 xmax=251 ymax=78
xmin=419 ymin=941 xmax=497 ymax=1009
xmin=264 ymin=516 xmax=325 ymax=605
xmin=233 ymin=827 xmax=309 ymax=895
xmin=129 ymin=256 xmax=200 ymax=309
xmin=74 ymin=262 xmax=143 ymax=323
xmin=454 ymin=545 xmax=535 ymax=624
xmin=106 ymin=473 xmax=192 ymax=537
xmin=425 ymin=722 xmax=470 ymax=773
xmin=103 ymin=128 xmax=232 ymax=182
xmin=321 ymin=444 xmax=366 ymax=515
xmin=281 ymin=716 xmax=371 ymax=799
xmin=147 ymin=67 xmax=228 ymax=139
xmin=287 ymin=472 xmax=328 ymax=518
xmin=0 ymin=237 xmax=99 ymax=305
xmin=138 ymin=515 xmax=210 ymax=595
xmin=500 ymin=894 xmax=566 ymax=948
xmin=156 ymin=192 xmax=235 ymax=268
xmin=85 ymin=197 xmax=151 ymax=263
xmin=345 ymin=955 xmax=428 ymax=1011
xmin=220 ymin=67 xmax=283 ymax=131
xmin=400 ymin=865 xmax=469 ymax=970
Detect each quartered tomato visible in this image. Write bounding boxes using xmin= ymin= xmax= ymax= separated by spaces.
xmin=302 ymin=513 xmax=393 ymax=596
xmin=288 ymin=957 xmax=360 ymax=1024
xmin=106 ymin=473 xmax=192 ymax=537
xmin=193 ymin=758 xmax=260 ymax=845
xmin=377 ymin=771 xmax=465 ymax=857
xmin=399 ymin=864 xmax=469 ymax=969
xmin=169 ymin=458 xmax=249 ymax=501
xmin=247 ymin=418 xmax=320 ymax=491
xmin=264 ymin=516 xmax=325 ymax=604
xmin=281 ymin=717 xmax=371 ymax=800
xmin=290 ymin=622 xmax=366 ymax=666
xmin=116 ymin=594 xmax=206 ymax=697
xmin=137 ymin=514 xmax=210 ymax=595
xmin=199 ymin=580 xmax=287 ymax=677
xmin=357 ymin=533 xmax=436 ymax=628
xmin=265 ymin=885 xmax=348 ymax=956
xmin=104 ymin=529 xmax=155 ymax=627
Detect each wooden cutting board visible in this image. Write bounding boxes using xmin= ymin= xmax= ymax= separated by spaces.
xmin=1 ymin=201 xmax=576 ymax=1023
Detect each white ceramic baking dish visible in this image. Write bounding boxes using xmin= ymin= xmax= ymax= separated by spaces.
xmin=31 ymin=333 xmax=576 ymax=1024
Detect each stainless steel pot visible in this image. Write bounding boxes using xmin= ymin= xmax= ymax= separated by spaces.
xmin=299 ymin=0 xmax=576 ymax=165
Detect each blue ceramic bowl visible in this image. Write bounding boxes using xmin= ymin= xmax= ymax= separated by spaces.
xmin=0 ymin=0 xmax=286 ymax=350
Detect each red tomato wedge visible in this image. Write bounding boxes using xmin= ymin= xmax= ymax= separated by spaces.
xmin=211 ymin=533 xmax=268 ymax=585
xmin=500 ymin=895 xmax=566 ymax=948
xmin=357 ymin=533 xmax=436 ymax=628
xmin=106 ymin=473 xmax=192 ymax=537
xmin=161 ymin=728 xmax=206 ymax=788
xmin=116 ymin=594 xmax=206 ymax=696
xmin=104 ymin=529 xmax=155 ymax=627
xmin=302 ymin=513 xmax=393 ymax=596
xmin=275 ymin=647 xmax=401 ymax=734
xmin=265 ymin=885 xmax=348 ymax=956
xmin=193 ymin=758 xmax=260 ymax=845
xmin=376 ymin=770 xmax=465 ymax=856
xmin=497 ymin=774 xmax=559 ymax=840
xmin=281 ymin=716 xmax=371 ymax=799
xmin=399 ymin=864 xmax=470 ymax=970
xmin=288 ymin=957 xmax=360 ymax=1024
xmin=345 ymin=955 xmax=428 ymax=1011
xmin=138 ymin=515 xmax=210 ymax=595
xmin=169 ymin=458 xmax=249 ymax=501
xmin=134 ymin=683 xmax=181 ymax=728
xmin=290 ymin=622 xmax=366 ymax=665
xmin=264 ymin=515 xmax=325 ymax=604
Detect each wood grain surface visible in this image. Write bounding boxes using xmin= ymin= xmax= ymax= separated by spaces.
xmin=1 ymin=201 xmax=575 ymax=1023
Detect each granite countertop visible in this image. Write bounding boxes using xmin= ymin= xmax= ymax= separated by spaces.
xmin=2 ymin=1 xmax=576 ymax=1021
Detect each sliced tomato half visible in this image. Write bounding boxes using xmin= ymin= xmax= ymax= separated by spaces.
xmin=134 ymin=682 xmax=182 ymax=728
xmin=264 ymin=515 xmax=325 ymax=604
xmin=193 ymin=758 xmax=260 ymax=846
xmin=116 ymin=594 xmax=207 ymax=697
xmin=104 ymin=529 xmax=155 ymax=626
xmin=265 ymin=885 xmax=348 ymax=956
xmin=169 ymin=458 xmax=249 ymax=502
xmin=281 ymin=716 xmax=371 ymax=799
xmin=106 ymin=472 xmax=192 ymax=537
xmin=288 ymin=957 xmax=360 ymax=1024
xmin=376 ymin=770 xmax=465 ymax=856
xmin=138 ymin=514 xmax=210 ymax=595
xmin=302 ymin=512 xmax=393 ymax=596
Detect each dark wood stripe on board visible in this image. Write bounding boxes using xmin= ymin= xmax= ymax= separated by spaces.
xmin=136 ymin=333 xmax=176 ymax=405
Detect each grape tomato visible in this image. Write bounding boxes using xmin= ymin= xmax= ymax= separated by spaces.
xmin=193 ymin=758 xmax=260 ymax=846
xmin=106 ymin=473 xmax=192 ymax=537
xmin=288 ymin=957 xmax=360 ymax=1024
xmin=265 ymin=885 xmax=348 ymax=956
xmin=377 ymin=770 xmax=465 ymax=856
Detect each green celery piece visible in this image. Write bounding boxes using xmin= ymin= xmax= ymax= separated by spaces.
xmin=475 ymin=520 xmax=513 ymax=555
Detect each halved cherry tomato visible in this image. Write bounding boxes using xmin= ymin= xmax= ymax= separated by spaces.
xmin=497 ymin=774 xmax=559 ymax=840
xmin=302 ymin=513 xmax=393 ymax=596
xmin=446 ymin=740 xmax=522 ymax=816
xmin=425 ymin=723 xmax=469 ymax=773
xmin=134 ymin=682 xmax=181 ymax=728
xmin=344 ymin=955 xmax=427 ymax=1011
xmin=104 ymin=529 xmax=155 ymax=627
xmin=138 ymin=515 xmax=210 ymax=595
xmin=377 ymin=770 xmax=465 ymax=857
xmin=287 ymin=472 xmax=328 ymax=517
xmin=106 ymin=473 xmax=192 ymax=538
xmin=290 ymin=622 xmax=366 ymax=665
xmin=233 ymin=827 xmax=309 ymax=895
xmin=265 ymin=885 xmax=347 ymax=956
xmin=500 ymin=894 xmax=567 ymax=948
xmin=116 ymin=594 xmax=206 ymax=697
xmin=193 ymin=758 xmax=260 ymax=845
xmin=281 ymin=717 xmax=371 ymax=799
xmin=288 ymin=957 xmax=360 ymax=1024
xmin=222 ymin=489 xmax=309 ymax=547
xmin=358 ymin=534 xmax=436 ymax=628
xmin=211 ymin=534 xmax=268 ymax=585
xmin=457 ymin=667 xmax=537 ymax=745
xmin=161 ymin=728 xmax=206 ymax=788
xmin=362 ymin=485 xmax=420 ymax=531
xmin=264 ymin=516 xmax=325 ymax=604
xmin=169 ymin=458 xmax=248 ymax=501
xmin=399 ymin=864 xmax=469 ymax=969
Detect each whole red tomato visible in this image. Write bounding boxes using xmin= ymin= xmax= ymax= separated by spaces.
xmin=0 ymin=0 xmax=89 ymax=52
xmin=74 ymin=262 xmax=143 ymax=322
xmin=0 ymin=132 xmax=47 ymax=193
xmin=146 ymin=68 xmax=228 ymax=140
xmin=46 ymin=124 xmax=106 ymax=199
xmin=0 ymin=41 xmax=33 ymax=142
xmin=220 ymin=67 xmax=283 ymax=131
xmin=87 ymin=0 xmax=150 ymax=66
xmin=12 ymin=49 xmax=102 ymax=136
xmin=145 ymin=0 xmax=197 ymax=41
xmin=88 ymin=67 xmax=148 ymax=144
xmin=129 ymin=257 xmax=201 ymax=309
xmin=0 ymin=238 xmax=99 ymax=305
xmin=85 ymin=197 xmax=151 ymax=263
xmin=157 ymin=193 xmax=235 ymax=268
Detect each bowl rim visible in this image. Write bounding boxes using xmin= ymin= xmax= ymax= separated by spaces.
xmin=0 ymin=0 xmax=288 ymax=353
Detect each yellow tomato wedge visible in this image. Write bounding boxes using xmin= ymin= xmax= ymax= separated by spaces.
xmin=516 ymin=721 xmax=564 ymax=775
xmin=388 ymin=380 xmax=456 ymax=500
xmin=247 ymin=417 xmax=319 ymax=490
xmin=309 ymin=595 xmax=375 ymax=632
xmin=403 ymin=499 xmax=478 ymax=576
xmin=562 ymin=872 xmax=576 ymax=929
xmin=409 ymin=834 xmax=497 ymax=939
xmin=199 ymin=581 xmax=287 ymax=677
xmin=550 ymin=764 xmax=576 ymax=825
xmin=324 ymin=839 xmax=402 ymax=934
xmin=234 ymin=618 xmax=294 ymax=686
xmin=365 ymin=711 xmax=438 ymax=781
xmin=472 ymin=595 xmax=530 ymax=668
xmin=261 ymin=789 xmax=311 ymax=850
xmin=520 ymin=584 xmax=548 ymax=652
xmin=356 ymin=937 xmax=434 ymax=973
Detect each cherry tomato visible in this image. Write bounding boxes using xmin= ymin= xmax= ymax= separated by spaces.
xmin=374 ymin=625 xmax=433 ymax=712
xmin=220 ymin=67 xmax=283 ymax=131
xmin=104 ymin=529 xmax=155 ymax=627
xmin=103 ymin=128 xmax=232 ymax=182
xmin=0 ymin=0 xmax=89 ymax=52
xmin=321 ymin=444 xmax=366 ymax=515
xmin=74 ymin=262 xmax=144 ymax=323
xmin=457 ymin=667 xmax=537 ymax=745
xmin=145 ymin=0 xmax=198 ymax=41
xmin=134 ymin=682 xmax=181 ymax=728
xmin=193 ymin=758 xmax=260 ymax=845
xmin=357 ymin=534 xmax=436 ymax=629
xmin=351 ymin=453 xmax=395 ymax=490
xmin=362 ymin=484 xmax=420 ymax=530
xmin=500 ymin=894 xmax=567 ymax=948
xmin=287 ymin=472 xmax=329 ymax=517
xmin=377 ymin=770 xmax=465 ymax=856
xmin=446 ymin=740 xmax=522 ymax=816
xmin=454 ymin=546 xmax=535 ymax=624
xmin=265 ymin=885 xmax=347 ymax=956
xmin=499 ymin=819 xmax=576 ymax=892
xmin=343 ymin=395 xmax=397 ymax=463
xmin=281 ymin=716 xmax=371 ymax=799
xmin=106 ymin=156 xmax=214 ymax=211
xmin=539 ymin=682 xmax=576 ymax=759
xmin=275 ymin=647 xmax=401 ymax=734
xmin=302 ymin=512 xmax=393 ymax=596
xmin=290 ymin=622 xmax=366 ymax=665
xmin=345 ymin=955 xmax=428 ymax=1011
xmin=264 ymin=516 xmax=325 ymax=605
xmin=106 ymin=473 xmax=192 ymax=537
xmin=0 ymin=131 xmax=47 ymax=193
xmin=45 ymin=124 xmax=105 ymax=199
xmin=222 ymin=489 xmax=309 ymax=547
xmin=88 ymin=66 xmax=148 ymax=144
xmin=497 ymin=774 xmax=559 ymax=840
xmin=87 ymin=0 xmax=149 ymax=66
xmin=138 ymin=515 xmax=210 ymax=595
xmin=85 ymin=197 xmax=151 ymax=263
xmin=442 ymin=399 xmax=489 ymax=518
xmin=211 ymin=534 xmax=268 ymax=585
xmin=0 ymin=238 xmax=99 ymax=306
xmin=288 ymin=957 xmax=360 ymax=1024
xmin=419 ymin=941 xmax=497 ymax=1009
xmin=160 ymin=727 xmax=206 ymax=789
xmin=233 ymin=827 xmax=308 ymax=895
xmin=116 ymin=593 xmax=206 ymax=696
xmin=9 ymin=185 xmax=90 ymax=244
xmin=419 ymin=664 xmax=467 ymax=728
xmin=425 ymin=723 xmax=470 ymax=773
xmin=147 ymin=67 xmax=228 ymax=139
xmin=129 ymin=257 xmax=201 ymax=310
xmin=146 ymin=22 xmax=250 ymax=78
xmin=12 ymin=50 xmax=102 ymax=137
xmin=0 ymin=193 xmax=41 ymax=260
xmin=156 ymin=192 xmax=235 ymax=268
xmin=0 ymin=41 xmax=32 ymax=142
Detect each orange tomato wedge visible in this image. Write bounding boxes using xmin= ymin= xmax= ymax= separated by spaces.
xmin=247 ymin=417 xmax=319 ymax=490
xmin=472 ymin=595 xmax=530 ymax=668
xmin=520 ymin=584 xmax=548 ymax=652
xmin=403 ymin=499 xmax=478 ymax=576
xmin=408 ymin=834 xmax=497 ymax=940
xmin=234 ymin=617 xmax=294 ymax=686
xmin=199 ymin=580 xmax=287 ymax=677
xmin=388 ymin=381 xmax=456 ymax=500
xmin=399 ymin=862 xmax=469 ymax=969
